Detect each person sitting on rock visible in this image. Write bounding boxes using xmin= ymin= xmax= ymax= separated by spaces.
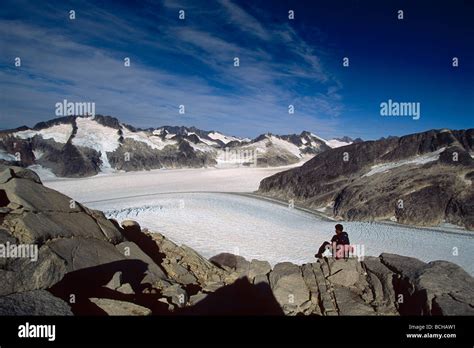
xmin=315 ymin=224 xmax=351 ymax=260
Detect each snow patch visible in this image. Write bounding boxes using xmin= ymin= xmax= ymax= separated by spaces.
xmin=187 ymin=132 xmax=217 ymax=146
xmin=326 ymin=139 xmax=352 ymax=148
xmin=72 ymin=117 xmax=120 ymax=171
xmin=363 ymin=148 xmax=446 ymax=177
xmin=33 ymin=150 xmax=44 ymax=160
xmin=0 ymin=150 xmax=17 ymax=161
xmin=310 ymin=133 xmax=328 ymax=144
xmin=242 ymin=135 xmax=301 ymax=158
xmin=14 ymin=123 xmax=73 ymax=144
xmin=121 ymin=127 xmax=175 ymax=150
xmin=269 ymin=136 xmax=302 ymax=157
xmin=208 ymin=132 xmax=241 ymax=144
xmin=188 ymin=140 xmax=216 ymax=153
xmin=27 ymin=164 xmax=57 ymax=180
xmin=308 ymin=133 xmax=352 ymax=148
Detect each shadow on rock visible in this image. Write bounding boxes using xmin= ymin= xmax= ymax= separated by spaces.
xmin=120 ymin=221 xmax=167 ymax=267
xmin=48 ymin=259 xmax=169 ymax=315
xmin=178 ymin=277 xmax=285 ymax=315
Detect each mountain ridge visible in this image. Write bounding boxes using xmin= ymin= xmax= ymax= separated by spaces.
xmin=0 ymin=115 xmax=352 ymax=178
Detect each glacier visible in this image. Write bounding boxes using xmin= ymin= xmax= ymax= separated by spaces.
xmin=85 ymin=192 xmax=474 ymax=275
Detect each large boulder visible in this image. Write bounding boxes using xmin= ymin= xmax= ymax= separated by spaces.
xmin=248 ymin=259 xmax=272 ymax=281
xmin=379 ymin=253 xmax=426 ymax=279
xmin=209 ymin=252 xmax=250 ymax=274
xmin=413 ymin=261 xmax=474 ymax=315
xmin=326 ymin=258 xmax=361 ymax=287
xmin=2 ymin=176 xmax=81 ymax=213
xmin=152 ymin=233 xmax=227 ymax=286
xmin=269 ymin=262 xmax=311 ymax=315
xmin=0 ymin=165 xmax=42 ymax=184
xmin=0 ymin=244 xmax=67 ymax=297
xmin=0 ymin=290 xmax=73 ymax=315
xmin=362 ymin=256 xmax=399 ymax=314
xmin=47 ymin=237 xmax=126 ymax=272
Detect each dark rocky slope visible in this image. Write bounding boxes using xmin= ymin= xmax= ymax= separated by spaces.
xmin=0 ymin=165 xmax=473 ymax=315
xmin=258 ymin=129 xmax=474 ymax=229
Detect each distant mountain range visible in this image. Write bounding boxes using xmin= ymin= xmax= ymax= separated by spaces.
xmin=258 ymin=128 xmax=474 ymax=229
xmin=0 ymin=115 xmax=356 ymax=177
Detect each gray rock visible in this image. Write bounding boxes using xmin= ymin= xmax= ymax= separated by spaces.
xmin=189 ymin=292 xmax=208 ymax=306
xmin=202 ymin=281 xmax=225 ymax=292
xmin=269 ymin=262 xmax=310 ymax=314
xmin=116 ymin=241 xmax=168 ymax=286
xmin=209 ymin=253 xmax=250 ymax=274
xmin=414 ymin=260 xmax=474 ymax=315
xmin=121 ymin=219 xmax=141 ymax=230
xmin=253 ymin=274 xmax=269 ymax=285
xmin=10 ymin=211 xmax=114 ymax=244
xmin=0 ymin=245 xmax=67 ymax=296
xmin=116 ymin=283 xmax=135 ymax=295
xmin=3 ymin=177 xmax=81 ymax=213
xmin=363 ymin=257 xmax=398 ymax=312
xmin=300 ymin=263 xmax=322 ymax=315
xmin=165 ymin=262 xmax=198 ymax=285
xmin=380 ymin=253 xmax=426 ymax=280
xmin=48 ymin=237 xmax=125 ymax=272
xmin=162 ymin=284 xmax=188 ymax=307
xmin=82 ymin=207 xmax=124 ymax=244
xmin=432 ymin=293 xmax=474 ymax=315
xmin=333 ymin=286 xmax=376 ymax=315
xmin=0 ymin=290 xmax=73 ymax=315
xmin=104 ymin=271 xmax=123 ymax=290
xmin=152 ymin=237 xmax=227 ymax=286
xmin=0 ymin=165 xmax=42 ymax=184
xmin=248 ymin=259 xmax=272 ymax=281
xmin=269 ymin=262 xmax=301 ymax=287
xmin=0 ymin=167 xmax=13 ymax=184
xmin=89 ymin=298 xmax=151 ymax=316
xmin=326 ymin=258 xmax=360 ymax=287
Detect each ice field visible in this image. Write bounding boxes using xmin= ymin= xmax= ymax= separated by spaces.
xmin=84 ymin=192 xmax=474 ymax=275
xmin=44 ymin=165 xmax=296 ymax=203
xmin=43 ymin=167 xmax=474 ymax=275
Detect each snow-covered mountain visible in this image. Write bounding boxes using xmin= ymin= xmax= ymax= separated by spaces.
xmin=0 ymin=115 xmax=340 ymax=177
xmin=325 ymin=136 xmax=363 ymax=148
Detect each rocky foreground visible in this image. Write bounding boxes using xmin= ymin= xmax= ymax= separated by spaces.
xmin=0 ymin=165 xmax=473 ymax=316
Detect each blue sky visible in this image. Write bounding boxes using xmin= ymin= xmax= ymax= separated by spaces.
xmin=0 ymin=0 xmax=473 ymax=139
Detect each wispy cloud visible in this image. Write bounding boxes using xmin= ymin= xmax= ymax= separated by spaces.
xmin=0 ymin=0 xmax=343 ymax=138
xmin=216 ymin=0 xmax=270 ymax=40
